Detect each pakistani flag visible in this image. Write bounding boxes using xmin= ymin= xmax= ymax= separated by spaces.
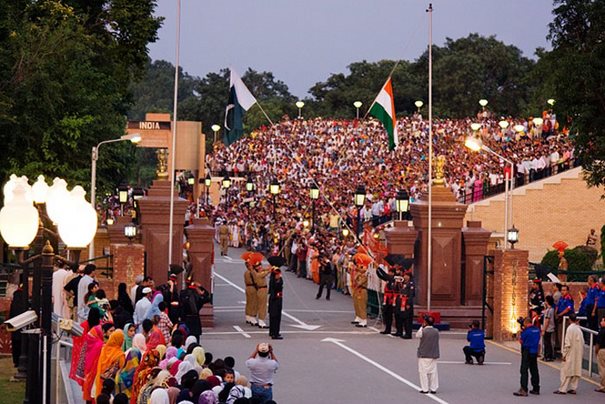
xmin=224 ymin=68 xmax=258 ymax=146
xmin=369 ymin=77 xmax=398 ymax=151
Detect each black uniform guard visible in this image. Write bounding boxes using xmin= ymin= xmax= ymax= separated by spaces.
xmin=269 ymin=268 xmax=284 ymax=339
xmin=402 ymin=271 xmax=416 ymax=339
xmin=316 ymin=256 xmax=335 ymax=300
xmin=179 ymin=279 xmax=211 ymax=340
xmin=376 ymin=265 xmax=406 ymax=337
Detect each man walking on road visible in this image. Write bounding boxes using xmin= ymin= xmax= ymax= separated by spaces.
xmin=417 ymin=315 xmax=440 ymax=394
xmin=554 ymin=313 xmax=583 ymax=395
xmin=218 ymin=219 xmax=230 ymax=256
xmin=514 ymin=317 xmax=541 ymax=396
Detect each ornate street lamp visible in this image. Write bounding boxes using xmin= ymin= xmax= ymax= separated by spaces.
xmin=354 ymin=185 xmax=366 ymax=237
xmin=547 ymin=98 xmax=555 ymax=106
xmin=204 ymin=173 xmax=212 ymax=206
xmin=269 ymin=178 xmax=281 ymax=221
xmin=310 ymin=183 xmax=319 ymax=232
xmin=498 ymin=120 xmax=509 ymax=130
xmin=211 ymin=124 xmax=221 ymax=143
xmin=221 ymin=173 xmax=231 ymax=206
xmin=0 ymin=175 xmax=96 ymax=404
xmin=507 ymin=225 xmax=519 ymax=249
xmin=353 ymin=101 xmax=362 ymax=119
xmin=479 ymin=99 xmax=488 ymax=110
xmin=395 ymin=189 xmax=410 ymax=221
xmin=124 ymin=222 xmax=138 ymax=243
xmin=415 ymin=100 xmax=424 ymax=112
xmin=246 ymin=175 xmax=255 ymax=193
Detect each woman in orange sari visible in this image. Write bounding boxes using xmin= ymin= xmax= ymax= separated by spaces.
xmin=130 ymin=349 xmax=160 ymax=404
xmin=82 ymin=325 xmax=104 ymax=402
xmin=95 ymin=329 xmax=126 ymax=396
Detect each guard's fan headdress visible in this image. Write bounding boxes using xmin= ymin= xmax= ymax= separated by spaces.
xmin=353 ymin=253 xmax=373 ymax=267
xmin=267 ymin=256 xmax=286 ymax=268
xmin=246 ymin=252 xmax=265 ymax=267
xmin=552 ymin=240 xmax=568 ymax=253
xmin=169 ymin=264 xmax=185 ymax=275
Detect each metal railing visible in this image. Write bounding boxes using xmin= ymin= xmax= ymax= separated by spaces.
xmin=561 ymin=315 xmax=599 ymax=377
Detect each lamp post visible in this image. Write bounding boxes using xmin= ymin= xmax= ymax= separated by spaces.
xmin=465 ymin=134 xmax=514 ymax=246
xmin=0 ymin=176 xmax=96 ymax=404
xmin=415 ymin=100 xmax=424 ymax=113
xmin=124 ymin=222 xmax=138 ymax=243
xmin=204 ymin=173 xmax=212 ymax=206
xmin=211 ymin=124 xmax=221 ymax=143
xmin=354 ymin=185 xmax=366 ymax=238
xmin=353 ymin=101 xmax=362 ymax=119
xmin=221 ymin=173 xmax=231 ymax=206
xmin=309 ymin=183 xmax=319 ymax=232
xmin=547 ymin=98 xmax=555 ymax=107
xmin=295 ymin=101 xmax=305 ymax=119
xmin=246 ymin=175 xmax=255 ymax=194
xmin=395 ymin=189 xmax=410 ymax=221
xmin=89 ymin=133 xmax=141 ymax=257
xmin=507 ymin=225 xmax=519 ymax=249
xmin=479 ymin=98 xmax=488 ymax=111
xmin=269 ymin=178 xmax=281 ymax=222
xmin=118 ymin=183 xmax=129 ymax=217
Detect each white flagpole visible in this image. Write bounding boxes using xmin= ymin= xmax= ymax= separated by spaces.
xmin=169 ymin=0 xmax=181 ymax=284
xmin=427 ymin=3 xmax=433 ymax=312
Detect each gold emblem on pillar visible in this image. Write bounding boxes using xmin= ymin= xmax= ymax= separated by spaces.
xmin=156 ymin=148 xmax=169 ymax=179
xmin=432 ymin=155 xmax=446 ymax=186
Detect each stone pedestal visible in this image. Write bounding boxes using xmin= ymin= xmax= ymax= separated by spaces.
xmin=186 ymin=218 xmax=216 ymax=327
xmin=462 ymin=221 xmax=491 ymax=305
xmin=410 ymin=186 xmax=467 ymax=307
xmin=384 ymin=221 xmax=418 ymax=257
xmin=108 ymin=216 xmax=138 ymax=244
xmin=138 ymin=180 xmax=188 ymax=285
xmin=491 ymin=248 xmax=529 ymax=341
xmin=100 ymin=244 xmax=145 ymax=299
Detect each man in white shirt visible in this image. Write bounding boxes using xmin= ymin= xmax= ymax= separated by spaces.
xmin=77 ymin=264 xmax=96 ymax=322
xmin=246 ymin=343 xmax=279 ymax=402
xmin=134 ymin=287 xmax=153 ymax=332
xmin=52 ymin=261 xmax=72 ymax=319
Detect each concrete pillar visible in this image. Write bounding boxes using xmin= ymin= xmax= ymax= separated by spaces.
xmin=410 ymin=186 xmax=467 ymax=306
xmin=491 ymin=248 xmax=529 ymax=341
xmin=462 ymin=221 xmax=491 ymax=306
xmin=186 ymin=218 xmax=215 ymax=327
xmin=138 ymin=180 xmax=188 ymax=285
xmin=384 ymin=221 xmax=418 ymax=257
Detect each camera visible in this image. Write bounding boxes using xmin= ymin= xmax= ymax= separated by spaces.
xmin=3 ymin=310 xmax=38 ymax=332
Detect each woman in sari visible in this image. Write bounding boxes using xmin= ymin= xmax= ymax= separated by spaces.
xmin=130 ymin=349 xmax=160 ymax=404
xmin=132 ymin=333 xmax=147 ymax=353
xmin=82 ymin=325 xmax=105 ymax=402
xmin=192 ymin=346 xmax=205 ymax=368
xmin=70 ymin=307 xmax=100 ymax=385
xmin=95 ymin=329 xmax=125 ymax=396
xmin=159 ymin=346 xmax=178 ymax=370
xmin=116 ymin=347 xmax=141 ymax=398
xmin=138 ymin=369 xmax=171 ymax=404
xmin=122 ymin=323 xmax=135 ymax=352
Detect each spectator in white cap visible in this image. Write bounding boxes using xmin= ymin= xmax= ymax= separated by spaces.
xmin=134 ymin=286 xmax=153 ymax=332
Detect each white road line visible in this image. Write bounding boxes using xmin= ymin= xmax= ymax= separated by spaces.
xmin=224 ymin=255 xmax=233 ymax=261
xmin=214 ymin=306 xmax=245 ymax=309
xmin=204 ymin=330 xmax=376 ymax=336
xmin=233 ymin=325 xmax=251 ymax=338
xmin=369 ymin=326 xmax=381 ymax=333
xmin=439 ymin=361 xmax=511 ymax=365
xmin=214 ymin=272 xmax=321 ymax=331
xmin=322 ymin=338 xmax=449 ymax=404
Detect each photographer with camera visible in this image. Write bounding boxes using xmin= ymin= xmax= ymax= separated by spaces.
xmin=463 ymin=320 xmax=485 ymax=365
xmin=246 ymin=342 xmax=279 ymax=403
xmin=513 ymin=317 xmax=541 ymax=396
xmin=417 ymin=315 xmax=440 ymax=394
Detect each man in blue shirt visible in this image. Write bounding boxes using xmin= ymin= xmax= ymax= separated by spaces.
xmin=514 ymin=317 xmax=541 ymax=396
xmin=463 ymin=320 xmax=485 ymax=365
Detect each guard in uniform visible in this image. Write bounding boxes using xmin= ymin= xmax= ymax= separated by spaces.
xmin=244 ymin=259 xmax=258 ymax=326
xmin=376 ymin=264 xmax=406 ymax=336
xmin=351 ymin=254 xmax=370 ymax=328
xmin=401 ymin=270 xmax=416 ymax=339
xmin=218 ymin=220 xmax=230 ymax=256
xmin=252 ymin=262 xmax=272 ymax=328
xmin=268 ymin=268 xmax=284 ymax=339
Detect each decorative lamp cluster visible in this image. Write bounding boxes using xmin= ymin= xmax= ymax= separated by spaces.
xmin=0 ymin=175 xmax=97 ymax=249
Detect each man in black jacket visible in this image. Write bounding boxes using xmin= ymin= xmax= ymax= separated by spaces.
xmin=269 ymin=268 xmax=284 ymax=340
xmin=376 ymin=264 xmax=406 ymax=337
xmin=179 ymin=278 xmax=211 ymax=341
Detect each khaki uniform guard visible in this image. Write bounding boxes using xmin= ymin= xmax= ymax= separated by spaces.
xmin=352 ymin=265 xmax=368 ymax=327
xmin=218 ymin=222 xmax=230 ymax=256
xmin=244 ymin=264 xmax=258 ymax=325
xmin=252 ymin=266 xmax=272 ymax=328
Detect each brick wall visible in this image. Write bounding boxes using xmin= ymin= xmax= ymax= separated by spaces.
xmin=101 ymin=244 xmax=144 ymax=299
xmin=491 ymin=249 xmax=529 ymax=341
xmin=466 ymin=168 xmax=605 ymax=262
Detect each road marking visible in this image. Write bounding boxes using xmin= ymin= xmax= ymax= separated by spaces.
xmin=233 ymin=325 xmax=251 ymax=338
xmin=224 ymin=255 xmax=233 ymax=261
xmin=487 ymin=341 xmax=599 ymax=386
xmin=322 ymin=338 xmax=449 ymax=404
xmin=214 ymin=271 xmax=321 ymax=331
xmin=439 ymin=360 xmax=511 ymax=365
xmin=214 ymin=306 xmax=245 ymax=309
xmin=204 ymin=330 xmax=376 ymax=336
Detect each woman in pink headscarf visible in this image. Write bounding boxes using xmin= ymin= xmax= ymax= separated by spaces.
xmin=82 ymin=325 xmax=104 ymax=402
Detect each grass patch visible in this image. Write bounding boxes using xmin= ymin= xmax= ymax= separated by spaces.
xmin=0 ymin=355 xmax=25 ymax=403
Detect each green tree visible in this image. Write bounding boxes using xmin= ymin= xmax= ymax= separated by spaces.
xmin=0 ymin=0 xmax=162 ymax=196
xmin=542 ymin=0 xmax=605 ymax=192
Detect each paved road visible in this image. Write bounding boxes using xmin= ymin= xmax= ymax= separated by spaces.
xmin=203 ymin=245 xmax=604 ymax=404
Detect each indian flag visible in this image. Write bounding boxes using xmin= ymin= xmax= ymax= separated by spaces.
xmin=369 ymin=77 xmax=398 ymax=150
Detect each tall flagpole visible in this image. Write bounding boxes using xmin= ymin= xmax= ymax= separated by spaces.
xmin=168 ymin=0 xmax=181 ymax=282
xmin=427 ymin=3 xmax=433 ymax=312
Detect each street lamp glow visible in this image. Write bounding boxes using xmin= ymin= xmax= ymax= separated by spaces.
xmin=415 ymin=100 xmax=424 ymax=109
xmin=221 ymin=175 xmax=231 ymax=189
xmin=0 ymin=182 xmax=39 ymax=248
xmin=353 ymin=101 xmax=362 ymax=119
xmin=342 ymin=228 xmax=350 ymax=237
xmin=295 ymin=101 xmax=305 ymax=109
xmin=46 ymin=177 xmax=70 ymax=224
xmin=470 ymin=123 xmax=482 ymax=132
xmin=32 ymin=175 xmax=49 ymax=204
xmin=269 ymin=178 xmax=281 ymax=195
xmin=121 ymin=132 xmax=142 ymax=144
xmin=498 ymin=120 xmax=509 ymax=130
xmin=547 ymin=98 xmax=555 ymax=106
xmin=309 ymin=184 xmax=320 ymax=200
xmin=464 ymin=136 xmax=483 ymax=152
xmin=479 ymin=99 xmax=488 ymax=108
xmin=395 ymin=189 xmax=410 ymax=216
xmin=532 ymin=117 xmax=544 ymax=126
xmin=204 ymin=173 xmax=212 ymax=188
xmin=57 ymin=186 xmax=97 ymax=248
xmin=354 ymin=185 xmax=366 ymax=207
xmin=514 ymin=124 xmax=525 ymax=133
xmin=211 ymin=124 xmax=221 ymax=132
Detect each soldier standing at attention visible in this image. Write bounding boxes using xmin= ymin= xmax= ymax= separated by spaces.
xmin=351 ymin=254 xmax=370 ymax=328
xmin=218 ymin=219 xmax=230 ymax=256
xmin=252 ymin=261 xmax=272 ymax=329
xmin=244 ymin=258 xmax=258 ymax=326
xmin=268 ymin=268 xmax=284 ymax=340
xmin=402 ymin=270 xmax=416 ymax=339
